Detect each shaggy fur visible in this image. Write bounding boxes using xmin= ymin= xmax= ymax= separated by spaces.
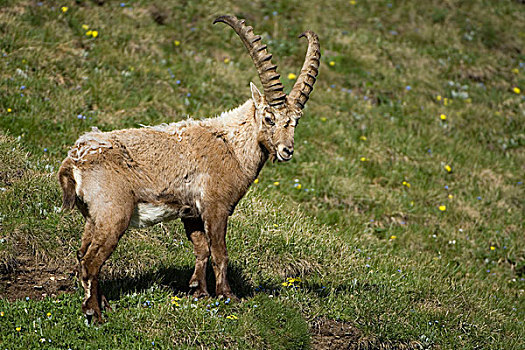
xmin=59 ymin=89 xmax=300 ymax=322
xmin=58 ymin=15 xmax=319 ymax=323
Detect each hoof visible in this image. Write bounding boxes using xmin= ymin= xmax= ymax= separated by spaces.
xmin=189 ymin=280 xmax=199 ymax=288
xmin=192 ymin=289 xmax=210 ymax=299
xmin=83 ymin=305 xmax=103 ymax=324
xmin=84 ymin=309 xmax=94 ymax=325
xmin=84 ymin=309 xmax=104 ymax=325
xmin=218 ymin=293 xmax=238 ymax=302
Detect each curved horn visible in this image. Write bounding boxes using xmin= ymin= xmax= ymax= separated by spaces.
xmin=214 ymin=15 xmax=287 ymax=108
xmin=288 ymin=31 xmax=320 ymax=110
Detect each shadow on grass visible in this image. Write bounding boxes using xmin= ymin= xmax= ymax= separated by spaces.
xmin=100 ymin=262 xmax=254 ymax=300
xmin=305 ymin=280 xmax=384 ymax=298
xmin=250 ymin=280 xmax=387 ymax=300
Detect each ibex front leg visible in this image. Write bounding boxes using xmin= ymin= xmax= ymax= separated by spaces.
xmin=204 ymin=212 xmax=234 ymax=298
xmin=182 ymin=218 xmax=210 ymax=298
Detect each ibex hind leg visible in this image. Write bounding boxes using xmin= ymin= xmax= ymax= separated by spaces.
xmin=79 ymin=204 xmax=133 ymax=323
xmin=182 ymin=218 xmax=210 ymax=298
xmin=78 ymin=219 xmax=95 ymax=263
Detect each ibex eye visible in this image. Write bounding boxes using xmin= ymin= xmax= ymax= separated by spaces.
xmin=265 ymin=116 xmax=275 ymax=126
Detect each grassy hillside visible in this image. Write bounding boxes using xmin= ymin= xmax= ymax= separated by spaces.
xmin=0 ymin=0 xmax=524 ymax=348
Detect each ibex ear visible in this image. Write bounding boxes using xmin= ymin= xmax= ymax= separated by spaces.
xmin=250 ymin=82 xmax=264 ymax=109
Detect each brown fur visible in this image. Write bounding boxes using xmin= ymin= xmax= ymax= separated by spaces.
xmin=58 ymin=158 xmax=76 ymax=210
xmin=59 ymin=92 xmax=302 ymax=322
xmin=58 ymin=15 xmax=319 ymax=323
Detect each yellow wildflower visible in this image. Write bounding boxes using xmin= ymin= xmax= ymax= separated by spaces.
xmin=91 ymin=31 xmax=98 ymax=38
xmin=329 ymin=61 xmax=335 ymax=66
xmin=360 ymin=157 xmax=368 ymax=162
xmin=296 ymin=184 xmax=302 ymax=189
xmin=223 ymin=58 xmax=230 ymax=64
xmin=170 ymin=295 xmax=181 ymax=306
xmin=273 ymin=224 xmax=278 ymax=228
xmin=254 ymin=178 xmax=259 ymax=184
xmin=287 ymin=73 xmax=297 ymax=80
xmin=440 ymin=113 xmax=447 ymax=121
xmin=282 ymin=277 xmax=301 ymax=287
xmin=349 ymin=0 xmax=357 ymax=5
xmin=512 ymin=87 xmax=521 ymax=94
xmin=86 ymin=30 xmax=93 ymax=36
xmin=61 ymin=6 xmax=68 ymax=13
xmin=402 ymin=181 xmax=411 ymax=188
xmin=448 ymin=194 xmax=454 ymax=199
xmin=46 ymin=312 xmax=51 ymax=317
xmin=226 ymin=315 xmax=238 ymax=320
xmin=512 ymin=68 xmax=519 ymax=74
xmin=7 ymin=108 xmax=12 ymax=113
xmin=174 ymin=40 xmax=180 ymax=46
xmin=82 ymin=24 xmax=89 ymax=30
xmin=439 ymin=205 xmax=446 ymax=212
xmin=390 ymin=235 xmax=397 ymax=240
xmin=359 ymin=135 xmax=367 ymax=141
xmin=320 ymin=117 xmax=327 ymax=122
xmin=0 ymin=311 xmax=4 ymax=316
xmin=490 ymin=246 xmax=495 ymax=251
xmin=16 ymin=327 xmax=21 ymax=332
xmin=444 ymin=164 xmax=452 ymax=173
xmin=273 ymin=181 xmax=279 ymax=186
xmin=436 ymin=95 xmax=442 ymax=101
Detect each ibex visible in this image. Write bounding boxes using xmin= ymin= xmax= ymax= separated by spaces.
xmin=58 ymin=15 xmax=320 ymax=323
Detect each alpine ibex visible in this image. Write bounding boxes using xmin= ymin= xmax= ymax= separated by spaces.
xmin=58 ymin=15 xmax=320 ymax=323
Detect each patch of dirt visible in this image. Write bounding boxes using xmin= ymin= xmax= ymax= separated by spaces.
xmin=0 ymin=256 xmax=76 ymax=301
xmin=311 ymin=318 xmax=425 ymax=350
xmin=311 ymin=318 xmax=362 ymax=349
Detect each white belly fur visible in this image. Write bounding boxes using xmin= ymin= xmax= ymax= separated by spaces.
xmin=130 ymin=203 xmax=181 ymax=228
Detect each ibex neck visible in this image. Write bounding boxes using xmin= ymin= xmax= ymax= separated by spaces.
xmin=208 ymin=100 xmax=268 ymax=181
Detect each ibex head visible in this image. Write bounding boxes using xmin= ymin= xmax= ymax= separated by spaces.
xmin=214 ymin=15 xmax=320 ymax=162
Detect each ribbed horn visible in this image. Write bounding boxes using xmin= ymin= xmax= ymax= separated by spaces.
xmin=214 ymin=15 xmax=287 ymax=108
xmin=288 ymin=31 xmax=320 ymax=110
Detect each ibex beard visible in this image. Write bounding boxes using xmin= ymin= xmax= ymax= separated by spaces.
xmin=58 ymin=15 xmax=320 ymax=323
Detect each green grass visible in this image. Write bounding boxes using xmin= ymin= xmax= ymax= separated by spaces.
xmin=1 ymin=0 xmax=524 ymax=348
